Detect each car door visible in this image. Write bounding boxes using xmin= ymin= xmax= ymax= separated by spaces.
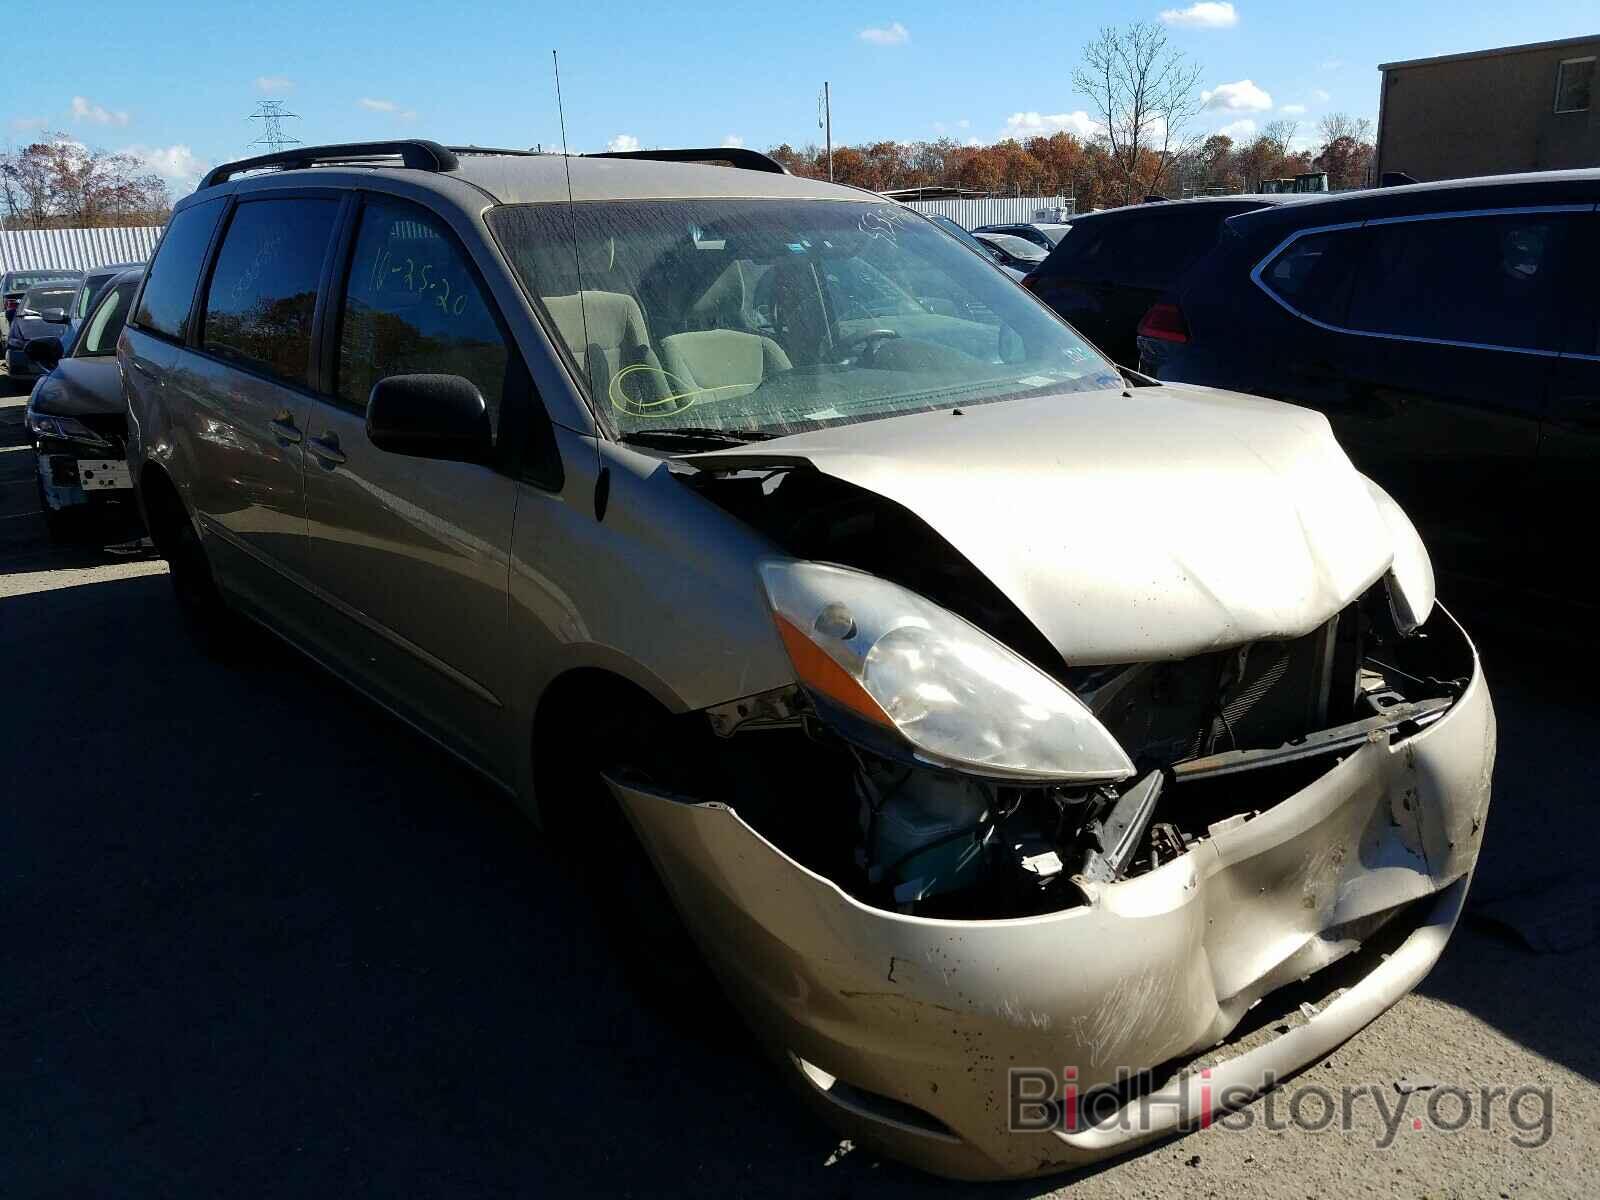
xmin=178 ymin=193 xmax=342 ymax=619
xmin=296 ymin=192 xmax=523 ymax=774
xmin=1538 ymin=207 xmax=1600 ymax=609
xmin=1322 ymin=208 xmax=1580 ymax=587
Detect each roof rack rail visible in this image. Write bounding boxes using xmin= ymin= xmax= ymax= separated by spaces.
xmin=587 ymin=147 xmax=789 ymax=175
xmin=198 ymin=140 xmax=460 ymax=190
xmin=446 ymin=145 xmax=544 ymax=158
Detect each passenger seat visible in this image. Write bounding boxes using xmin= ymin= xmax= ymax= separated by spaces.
xmin=542 ymin=290 xmax=669 ymax=411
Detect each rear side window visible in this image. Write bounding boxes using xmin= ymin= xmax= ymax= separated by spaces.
xmin=1346 ymin=212 xmax=1578 ymax=352
xmin=1041 ymin=209 xmax=1233 ymax=287
xmin=134 ymin=197 xmax=225 ymax=341
xmin=1256 ymin=228 xmax=1363 ymax=324
xmin=201 ymin=197 xmax=340 ymax=387
xmin=335 ymin=195 xmax=510 ymax=427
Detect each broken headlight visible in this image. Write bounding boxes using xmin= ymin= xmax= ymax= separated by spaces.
xmin=759 ymin=560 xmax=1134 ymax=784
xmin=26 ymin=410 xmax=111 ymax=448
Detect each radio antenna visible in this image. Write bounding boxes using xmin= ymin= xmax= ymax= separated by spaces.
xmin=553 ymin=49 xmax=608 ymax=518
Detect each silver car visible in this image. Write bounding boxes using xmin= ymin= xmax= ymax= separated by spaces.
xmin=123 ymin=141 xmax=1495 ymax=1180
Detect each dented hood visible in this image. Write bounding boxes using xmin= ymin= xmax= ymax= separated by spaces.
xmin=688 ymin=385 xmax=1404 ymax=664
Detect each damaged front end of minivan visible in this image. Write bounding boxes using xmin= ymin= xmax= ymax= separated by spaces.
xmin=601 ymin=405 xmax=1495 ymax=1180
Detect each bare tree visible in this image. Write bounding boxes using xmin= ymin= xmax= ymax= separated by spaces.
xmin=1261 ymin=118 xmax=1299 ymax=157
xmin=1073 ymin=21 xmax=1204 ymax=204
xmin=1 ymin=135 xmax=170 ymax=229
xmin=1317 ymin=112 xmax=1372 ymax=146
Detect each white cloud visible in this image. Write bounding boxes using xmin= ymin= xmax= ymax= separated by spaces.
xmin=1216 ymin=118 xmax=1257 ymax=139
xmin=10 ymin=115 xmax=48 ymax=133
xmin=606 ymin=133 xmax=640 ymax=152
xmin=1312 ymin=88 xmax=1331 ymax=102
xmin=358 ymin=97 xmax=417 ymax=119
xmin=255 ymin=75 xmax=293 ymax=94
xmin=70 ymin=96 xmax=130 ymax=127
xmin=1159 ymin=2 xmax=1238 ymax=29
xmin=125 ymin=143 xmax=208 ymax=192
xmin=1319 ymin=57 xmax=1345 ymax=71
xmin=858 ymin=21 xmax=909 ymax=45
xmin=957 ymin=118 xmax=970 ymax=129
xmin=1201 ymin=79 xmax=1273 ymax=111
xmin=721 ymin=135 xmax=744 ymax=148
xmin=1279 ymin=103 xmax=1307 ymax=115
xmin=1003 ymin=110 xmax=1101 ymax=138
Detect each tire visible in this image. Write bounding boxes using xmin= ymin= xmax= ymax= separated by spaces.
xmin=165 ymin=510 xmax=248 ymax=657
xmin=542 ymin=690 xmax=729 ymax=1026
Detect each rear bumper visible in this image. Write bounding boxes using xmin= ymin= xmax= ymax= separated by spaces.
xmin=607 ymin=607 xmax=1495 ymax=1179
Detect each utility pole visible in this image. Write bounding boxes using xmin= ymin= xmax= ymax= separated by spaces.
xmin=247 ymin=100 xmax=302 ymax=154
xmin=819 ymin=82 xmax=832 ymax=181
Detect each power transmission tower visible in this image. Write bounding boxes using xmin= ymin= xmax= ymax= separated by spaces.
xmin=247 ymin=100 xmax=302 ymax=153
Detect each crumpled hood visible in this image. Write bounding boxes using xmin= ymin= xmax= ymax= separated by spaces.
xmin=688 ymin=384 xmax=1415 ymax=664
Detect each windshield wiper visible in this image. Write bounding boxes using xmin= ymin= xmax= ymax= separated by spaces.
xmin=618 ymin=426 xmax=776 ymax=450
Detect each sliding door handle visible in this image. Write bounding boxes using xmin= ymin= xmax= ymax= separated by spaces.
xmin=268 ymin=411 xmax=303 ymax=444
xmin=306 ymin=432 xmax=346 ymax=466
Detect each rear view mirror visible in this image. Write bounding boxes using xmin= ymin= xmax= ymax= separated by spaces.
xmin=25 ymin=335 xmax=63 ymax=370
xmin=366 ymin=373 xmax=492 ymax=464
xmin=41 ymin=307 xmax=67 ymax=324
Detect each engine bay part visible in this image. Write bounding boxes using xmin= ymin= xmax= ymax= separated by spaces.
xmin=700 ymin=577 xmax=1473 ymax=921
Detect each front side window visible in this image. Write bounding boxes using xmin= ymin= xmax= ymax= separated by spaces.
xmin=1555 ymin=57 xmax=1595 ymax=113
xmin=78 ymin=281 xmax=137 ymax=357
xmin=134 ymin=197 xmax=225 ymax=341
xmin=202 ymin=197 xmax=339 ymax=387
xmin=335 ymin=196 xmax=510 ymax=428
xmin=488 ymin=198 xmax=1120 ymax=439
xmin=1345 ymin=212 xmax=1577 ymax=352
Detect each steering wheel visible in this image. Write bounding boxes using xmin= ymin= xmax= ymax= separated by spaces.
xmin=840 ymin=328 xmax=901 ymax=366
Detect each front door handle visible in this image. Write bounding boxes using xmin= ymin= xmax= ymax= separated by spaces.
xmin=306 ymin=432 xmax=346 ymax=466
xmin=268 ymin=410 xmax=302 ymax=444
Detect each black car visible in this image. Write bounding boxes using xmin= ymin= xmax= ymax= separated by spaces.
xmin=63 ymin=261 xmax=144 ymax=350
xmin=23 ymin=268 xmax=143 ymax=538
xmin=972 ymin=221 xmax=1072 ymax=251
xmin=6 ymin=282 xmax=82 ymax=386
xmin=972 ymin=231 xmax=1048 ymax=273
xmin=1 ymin=268 xmax=82 ymax=333
xmin=1138 ymin=169 xmax=1600 ymax=609
xmin=1023 ymin=197 xmax=1300 ymax=365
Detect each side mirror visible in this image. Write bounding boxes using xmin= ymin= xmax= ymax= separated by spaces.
xmin=366 ymin=373 xmax=492 ymax=464
xmin=25 ymin=335 xmax=63 ymax=370
xmin=41 ymin=307 xmax=67 ymax=324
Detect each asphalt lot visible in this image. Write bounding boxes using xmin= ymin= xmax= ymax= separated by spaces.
xmin=2 ymin=383 xmax=1596 ymax=1198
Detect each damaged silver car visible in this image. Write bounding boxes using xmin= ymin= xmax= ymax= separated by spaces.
xmin=124 ymin=141 xmax=1495 ymax=1180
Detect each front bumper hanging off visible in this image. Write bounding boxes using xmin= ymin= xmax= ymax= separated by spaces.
xmin=606 ymin=608 xmax=1496 ymax=1180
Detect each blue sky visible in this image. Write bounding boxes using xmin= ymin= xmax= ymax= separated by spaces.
xmin=7 ymin=0 xmax=1596 ymax=195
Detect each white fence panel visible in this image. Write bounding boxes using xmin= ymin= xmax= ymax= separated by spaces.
xmin=0 ymin=225 xmax=162 ymax=272
xmin=900 ymin=196 xmax=1073 ymax=229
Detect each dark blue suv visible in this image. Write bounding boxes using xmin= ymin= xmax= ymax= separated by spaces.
xmin=1139 ymin=170 xmax=1600 ymax=611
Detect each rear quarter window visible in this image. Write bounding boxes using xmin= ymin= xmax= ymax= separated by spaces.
xmin=133 ymin=197 xmax=226 ymax=342
xmin=1255 ymin=227 xmax=1363 ymax=324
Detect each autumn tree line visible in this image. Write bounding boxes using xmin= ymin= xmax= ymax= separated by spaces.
xmin=773 ymin=22 xmax=1376 ymax=209
xmin=1 ymin=137 xmax=172 ymax=230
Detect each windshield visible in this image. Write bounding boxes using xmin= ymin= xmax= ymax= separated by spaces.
xmin=7 ymin=272 xmax=77 ymax=295
xmin=488 ymin=198 xmax=1120 ymax=440
xmin=22 ymin=286 xmax=76 ymax=312
xmin=980 ymin=234 xmax=1047 ymax=262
